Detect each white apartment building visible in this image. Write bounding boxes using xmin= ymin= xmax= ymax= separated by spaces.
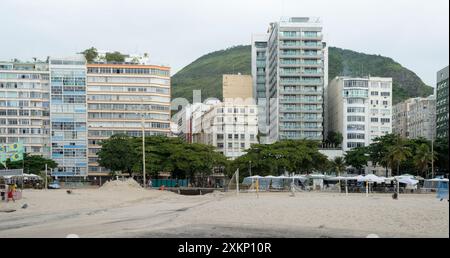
xmin=251 ymin=17 xmax=327 ymax=143
xmin=393 ymin=96 xmax=436 ymax=140
xmin=327 ymin=77 xmax=392 ymax=175
xmin=193 ymin=102 xmax=259 ymax=159
xmin=0 ymin=61 xmax=51 ymax=157
xmin=86 ymin=62 xmax=171 ymax=176
xmin=173 ymin=99 xmax=220 ymax=143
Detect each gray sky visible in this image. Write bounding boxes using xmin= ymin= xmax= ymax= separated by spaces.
xmin=0 ymin=0 xmax=448 ymax=86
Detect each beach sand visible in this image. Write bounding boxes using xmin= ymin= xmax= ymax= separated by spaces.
xmin=0 ymin=183 xmax=448 ymax=238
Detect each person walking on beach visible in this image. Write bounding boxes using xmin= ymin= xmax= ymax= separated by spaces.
xmin=7 ymin=184 xmax=15 ymax=202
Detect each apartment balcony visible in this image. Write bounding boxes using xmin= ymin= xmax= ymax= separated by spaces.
xmin=279 ymin=79 xmax=323 ymax=86
xmin=280 ymin=125 xmax=322 ymax=131
xmin=279 ymin=43 xmax=322 ymax=50
xmin=279 ymin=98 xmax=322 ymax=104
xmin=280 ymin=114 xmax=322 ymax=121
xmin=256 ymin=61 xmax=266 ymax=67
xmin=279 ymin=62 xmax=323 ymax=68
xmin=279 ymin=71 xmax=323 ymax=77
xmin=280 ymin=108 xmax=322 ymax=114
xmin=279 ymin=35 xmax=323 ymax=41
xmin=279 ymin=53 xmax=323 ymax=59
xmin=279 ymin=88 xmax=322 ymax=95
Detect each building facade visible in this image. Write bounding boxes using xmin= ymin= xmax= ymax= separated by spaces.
xmin=0 ymin=61 xmax=51 ymax=157
xmin=436 ymin=66 xmax=449 ymax=140
xmin=327 ymin=77 xmax=392 ymax=175
xmin=49 ymin=55 xmax=88 ymax=177
xmin=251 ymin=34 xmax=269 ymax=143
xmin=193 ymin=102 xmax=259 ymax=159
xmin=223 ymin=74 xmax=253 ymax=100
xmin=392 ymin=100 xmax=410 ymax=138
xmin=252 ymin=17 xmax=327 ymax=143
xmin=173 ymin=100 xmax=221 ymax=143
xmin=86 ymin=63 xmax=171 ymax=175
xmin=327 ymin=77 xmax=393 ymax=151
xmin=393 ymin=96 xmax=436 ymax=140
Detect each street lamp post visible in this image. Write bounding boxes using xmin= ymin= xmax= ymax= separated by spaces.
xmin=141 ymin=112 xmax=146 ymax=189
xmin=431 ymin=133 xmax=434 ymax=179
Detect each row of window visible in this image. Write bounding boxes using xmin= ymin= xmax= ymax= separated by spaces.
xmin=51 ymin=95 xmax=86 ymax=104
xmin=87 ymin=67 xmax=169 ymax=77
xmin=217 ymin=142 xmax=248 ymax=149
xmin=370 ymin=100 xmax=390 ymax=105
xmin=217 ymin=134 xmax=256 ymax=141
xmin=370 ymin=118 xmax=391 ymax=123
xmin=52 ymin=122 xmax=87 ymax=130
xmin=0 ymin=137 xmax=48 ymax=144
xmin=88 ymin=130 xmax=168 ymax=137
xmin=88 ymin=85 xmax=169 ymax=94
xmin=347 ymin=107 xmax=365 ymax=113
xmin=0 ymin=73 xmax=46 ymax=80
xmin=347 ymin=133 xmax=365 ymax=140
xmin=0 ymin=118 xmax=48 ymax=126
xmin=0 ymin=91 xmax=49 ymax=99
xmin=216 ymin=107 xmax=256 ymax=114
xmin=87 ymin=76 xmax=169 ymax=85
xmin=280 ymin=131 xmax=322 ymax=138
xmin=0 ymin=128 xmax=47 ymax=135
xmin=88 ymin=112 xmax=169 ymax=121
xmin=347 ymin=142 xmax=365 ymax=148
xmin=0 ymin=100 xmax=49 ymax=108
xmin=0 ymin=109 xmax=49 ymax=117
xmin=87 ymin=103 xmax=169 ymax=112
xmin=87 ymin=94 xmax=170 ymax=103
xmin=88 ymin=121 xmax=169 ymax=129
xmin=0 ymin=82 xmax=49 ymax=89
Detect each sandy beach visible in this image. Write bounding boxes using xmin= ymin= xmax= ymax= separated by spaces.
xmin=0 ymin=182 xmax=448 ymax=238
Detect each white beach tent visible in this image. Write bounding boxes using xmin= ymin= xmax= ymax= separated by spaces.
xmin=327 ymin=176 xmax=358 ymax=195
xmin=357 ymin=174 xmax=385 ymax=184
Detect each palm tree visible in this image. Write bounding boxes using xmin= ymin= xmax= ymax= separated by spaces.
xmin=414 ymin=143 xmax=435 ymax=178
xmin=383 ymin=137 xmax=412 ymax=176
xmin=331 ymin=157 xmax=346 ymax=176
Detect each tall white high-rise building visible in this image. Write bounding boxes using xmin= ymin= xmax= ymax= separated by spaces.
xmin=49 ymin=55 xmax=89 ymax=177
xmin=0 ymin=61 xmax=51 ymax=157
xmin=252 ymin=17 xmax=327 ymax=143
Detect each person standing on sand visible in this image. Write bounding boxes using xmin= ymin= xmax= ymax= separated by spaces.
xmin=148 ymin=178 xmax=152 ymax=188
xmin=7 ymin=184 xmax=15 ymax=202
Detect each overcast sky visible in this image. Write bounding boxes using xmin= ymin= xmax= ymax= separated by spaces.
xmin=0 ymin=0 xmax=448 ymax=86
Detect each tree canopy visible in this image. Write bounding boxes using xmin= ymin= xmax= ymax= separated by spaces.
xmin=5 ymin=153 xmax=58 ymax=176
xmin=229 ymin=140 xmax=329 ymax=179
xmin=81 ymin=47 xmax=98 ymax=63
xmin=97 ymin=135 xmax=228 ymax=183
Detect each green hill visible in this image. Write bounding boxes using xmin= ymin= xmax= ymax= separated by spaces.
xmin=172 ymin=45 xmax=433 ymax=104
